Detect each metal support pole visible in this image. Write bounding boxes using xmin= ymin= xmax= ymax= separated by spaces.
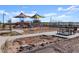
xmin=8 ymin=19 xmax=12 ymax=33
xmin=2 ymin=13 xmax=5 ymax=29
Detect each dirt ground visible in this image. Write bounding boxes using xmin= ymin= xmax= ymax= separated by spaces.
xmin=23 ymin=27 xmax=58 ymax=34
xmin=2 ymin=27 xmax=79 ymax=53
xmin=2 ymin=34 xmax=79 ymax=53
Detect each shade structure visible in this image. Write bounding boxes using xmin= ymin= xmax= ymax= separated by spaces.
xmin=31 ymin=13 xmax=45 ymax=27
xmin=13 ymin=12 xmax=31 ymax=28
xmin=31 ymin=13 xmax=45 ymax=20
xmin=14 ymin=12 xmax=30 ymax=18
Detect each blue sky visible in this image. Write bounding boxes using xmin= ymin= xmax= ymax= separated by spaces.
xmin=0 ymin=5 xmax=79 ymax=23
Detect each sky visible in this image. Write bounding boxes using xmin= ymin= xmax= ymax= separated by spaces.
xmin=0 ymin=5 xmax=79 ymax=23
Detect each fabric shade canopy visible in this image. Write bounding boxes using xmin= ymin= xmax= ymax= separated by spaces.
xmin=31 ymin=13 xmax=45 ymax=19
xmin=14 ymin=12 xmax=30 ymax=18
xmin=13 ymin=12 xmax=31 ymax=28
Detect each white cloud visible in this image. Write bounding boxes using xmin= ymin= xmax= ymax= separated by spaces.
xmin=58 ymin=7 xmax=63 ymax=11
xmin=57 ymin=14 xmax=68 ymax=18
xmin=11 ymin=11 xmax=20 ymax=15
xmin=25 ymin=13 xmax=35 ymax=16
xmin=0 ymin=10 xmax=5 ymax=14
xmin=11 ymin=18 xmax=19 ymax=23
xmin=6 ymin=11 xmax=20 ymax=19
xmin=25 ymin=10 xmax=37 ymax=16
xmin=57 ymin=5 xmax=79 ymax=21
xmin=44 ymin=13 xmax=57 ymax=17
xmin=31 ymin=10 xmax=37 ymax=14
xmin=58 ymin=5 xmax=79 ymax=14
xmin=0 ymin=10 xmax=9 ymax=15
xmin=42 ymin=12 xmax=71 ymax=22
xmin=56 ymin=14 xmax=73 ymax=22
xmin=11 ymin=11 xmax=35 ymax=16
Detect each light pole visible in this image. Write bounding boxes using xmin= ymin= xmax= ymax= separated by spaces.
xmin=8 ymin=19 xmax=12 ymax=33
xmin=2 ymin=12 xmax=6 ymax=29
xmin=49 ymin=16 xmax=53 ymax=26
